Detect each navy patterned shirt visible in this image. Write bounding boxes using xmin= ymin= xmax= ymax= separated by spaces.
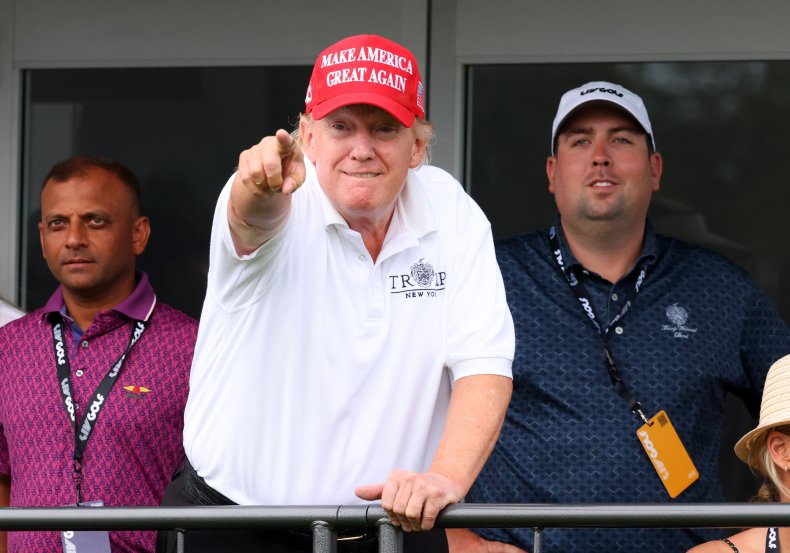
xmin=468 ymin=220 xmax=790 ymax=553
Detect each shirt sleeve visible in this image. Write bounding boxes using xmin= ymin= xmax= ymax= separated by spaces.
xmin=442 ymin=183 xmax=515 ymax=381
xmin=205 ymin=173 xmax=290 ymax=312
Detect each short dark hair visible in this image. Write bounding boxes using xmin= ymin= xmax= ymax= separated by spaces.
xmin=41 ymin=156 xmax=143 ymax=214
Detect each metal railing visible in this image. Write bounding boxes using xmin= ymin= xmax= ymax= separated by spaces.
xmin=3 ymin=503 xmax=790 ymax=552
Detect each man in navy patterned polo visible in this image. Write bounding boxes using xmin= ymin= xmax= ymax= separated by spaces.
xmin=448 ymin=82 xmax=790 ymax=552
xmin=0 ymin=156 xmax=197 ymax=553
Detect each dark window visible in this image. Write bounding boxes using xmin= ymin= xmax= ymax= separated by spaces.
xmin=22 ymin=66 xmax=312 ymax=318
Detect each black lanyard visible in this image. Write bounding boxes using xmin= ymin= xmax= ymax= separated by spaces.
xmin=51 ymin=318 xmax=147 ymax=503
xmin=548 ymin=224 xmax=649 ymax=424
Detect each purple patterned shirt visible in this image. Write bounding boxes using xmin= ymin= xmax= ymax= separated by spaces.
xmin=0 ymin=273 xmax=197 ymax=553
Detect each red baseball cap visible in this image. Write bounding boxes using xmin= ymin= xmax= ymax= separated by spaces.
xmin=304 ymin=34 xmax=425 ymax=128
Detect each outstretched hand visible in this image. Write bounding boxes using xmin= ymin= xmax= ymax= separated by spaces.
xmin=355 ymin=470 xmax=464 ymax=532
xmin=236 ymin=129 xmax=305 ymax=197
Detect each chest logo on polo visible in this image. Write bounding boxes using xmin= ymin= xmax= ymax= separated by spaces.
xmin=123 ymin=385 xmax=152 ymax=399
xmin=661 ymin=303 xmax=697 ymax=339
xmin=388 ymin=258 xmax=446 ymax=299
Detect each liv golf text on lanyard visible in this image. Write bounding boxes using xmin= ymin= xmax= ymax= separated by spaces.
xmin=547 ymin=224 xmax=648 ymax=423
xmin=52 ymin=318 xmax=146 ymax=504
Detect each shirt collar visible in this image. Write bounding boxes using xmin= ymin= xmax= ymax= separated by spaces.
xmin=41 ymin=271 xmax=157 ymax=323
xmin=639 ymin=220 xmax=660 ymax=264
xmin=308 ymin=157 xmax=436 ymax=238
xmin=551 ymin=216 xmax=659 ymax=276
xmin=395 ymin=168 xmax=436 ymax=239
xmin=306 ymin=157 xmax=347 ymax=228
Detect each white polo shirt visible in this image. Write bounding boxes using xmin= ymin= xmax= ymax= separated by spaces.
xmin=183 ymin=160 xmax=514 ymax=505
xmin=0 ymin=300 xmax=23 ymax=327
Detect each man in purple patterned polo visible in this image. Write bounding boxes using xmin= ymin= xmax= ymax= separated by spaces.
xmin=0 ymin=156 xmax=198 ymax=553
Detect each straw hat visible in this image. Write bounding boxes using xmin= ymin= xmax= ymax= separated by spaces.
xmin=735 ymin=354 xmax=790 ymax=467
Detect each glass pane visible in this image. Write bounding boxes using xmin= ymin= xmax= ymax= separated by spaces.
xmin=22 ymin=66 xmax=312 ymax=318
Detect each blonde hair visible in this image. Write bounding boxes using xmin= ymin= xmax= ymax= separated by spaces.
xmin=293 ymin=107 xmax=434 ymax=166
xmin=746 ymin=425 xmax=790 ymax=502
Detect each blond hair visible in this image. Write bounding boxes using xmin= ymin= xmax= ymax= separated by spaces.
xmin=746 ymin=425 xmax=790 ymax=502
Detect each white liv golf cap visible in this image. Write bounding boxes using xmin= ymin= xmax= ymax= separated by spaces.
xmin=551 ymin=81 xmax=656 ymax=155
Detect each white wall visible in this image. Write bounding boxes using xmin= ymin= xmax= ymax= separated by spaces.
xmin=454 ymin=0 xmax=790 ymax=62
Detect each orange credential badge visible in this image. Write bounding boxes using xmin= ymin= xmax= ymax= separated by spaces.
xmin=636 ymin=410 xmax=699 ymax=498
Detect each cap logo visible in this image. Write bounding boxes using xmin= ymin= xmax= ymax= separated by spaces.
xmin=321 ymin=47 xmax=414 ymax=74
xmin=580 ymin=87 xmax=624 ymax=98
xmin=320 ymin=46 xmax=413 ymax=95
xmin=305 ymin=84 xmax=312 ymax=104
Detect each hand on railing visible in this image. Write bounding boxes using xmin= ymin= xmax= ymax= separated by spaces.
xmin=446 ymin=528 xmax=528 ymax=553
xmin=355 ymin=469 xmax=464 ymax=532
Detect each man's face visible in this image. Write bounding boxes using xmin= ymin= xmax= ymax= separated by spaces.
xmin=301 ymin=105 xmax=427 ymax=225
xmin=547 ymin=104 xmax=662 ymax=228
xmin=39 ymin=167 xmax=150 ymax=300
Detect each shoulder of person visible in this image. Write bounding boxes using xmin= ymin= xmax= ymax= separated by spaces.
xmin=659 ymin=233 xmax=752 ymax=279
xmin=0 ymin=299 xmax=24 ymax=321
xmin=411 ymin=164 xmax=464 ymax=193
xmin=687 ymin=528 xmax=767 ymax=553
xmin=149 ymin=302 xmax=199 ymax=334
xmin=495 ymin=230 xmax=547 ymax=263
xmin=0 ymin=309 xmax=43 ymax=336
xmin=687 ymin=540 xmax=732 ymax=553
xmin=410 ymin=164 xmax=495 ymax=230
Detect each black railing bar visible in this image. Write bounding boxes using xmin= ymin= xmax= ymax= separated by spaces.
xmin=0 ymin=505 xmax=360 ymax=531
xmin=2 ymin=504 xmax=790 ymax=531
xmin=441 ymin=503 xmax=790 ymax=528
